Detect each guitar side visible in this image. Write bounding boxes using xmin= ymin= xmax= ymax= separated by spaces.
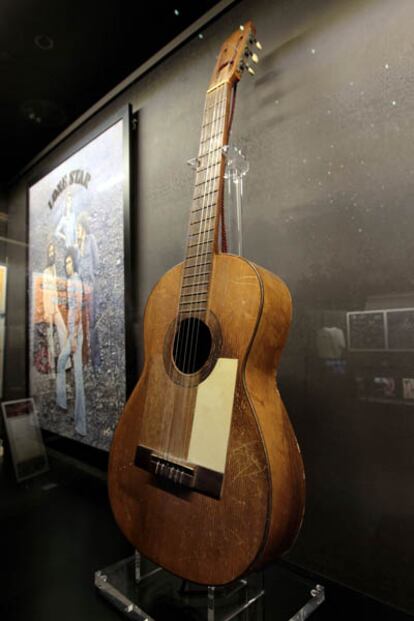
xmin=246 ymin=263 xmax=305 ymax=567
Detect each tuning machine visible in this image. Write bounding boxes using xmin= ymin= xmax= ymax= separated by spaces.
xmin=241 ymin=51 xmax=259 ymax=77
xmin=244 ymin=47 xmax=259 ymax=62
xmin=249 ymin=34 xmax=263 ymax=51
xmin=238 ymin=26 xmax=262 ymax=76
xmin=238 ymin=59 xmax=255 ymax=76
xmin=240 ymin=25 xmax=262 ymax=50
xmin=244 ymin=27 xmax=262 ymax=50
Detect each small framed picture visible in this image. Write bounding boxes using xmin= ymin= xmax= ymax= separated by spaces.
xmin=402 ymin=378 xmax=414 ymax=401
xmin=1 ymin=398 xmax=49 ymax=482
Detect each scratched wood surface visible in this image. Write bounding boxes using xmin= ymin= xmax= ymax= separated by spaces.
xmin=108 ymin=253 xmax=305 ymax=585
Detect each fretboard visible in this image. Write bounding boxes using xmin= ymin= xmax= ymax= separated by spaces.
xmin=178 ymin=83 xmax=232 ymax=316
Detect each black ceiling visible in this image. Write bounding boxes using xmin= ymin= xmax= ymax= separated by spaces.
xmin=0 ymin=0 xmax=227 ymax=188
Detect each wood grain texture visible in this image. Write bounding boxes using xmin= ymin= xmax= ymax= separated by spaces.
xmin=108 ymin=253 xmax=305 ymax=585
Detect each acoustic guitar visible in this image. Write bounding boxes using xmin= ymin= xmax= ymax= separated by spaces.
xmin=109 ymin=21 xmax=305 ymax=586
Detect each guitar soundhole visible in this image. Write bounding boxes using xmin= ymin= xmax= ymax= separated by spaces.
xmin=172 ymin=318 xmax=212 ymax=374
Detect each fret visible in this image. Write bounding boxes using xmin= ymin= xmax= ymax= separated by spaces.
xmin=195 ymin=165 xmax=221 ymax=186
xmin=202 ymin=115 xmax=225 ymax=132
xmin=194 ymin=174 xmax=220 ymax=189
xmin=196 ymin=178 xmax=221 ymax=195
xmin=188 ymin=226 xmax=215 ymax=237
xmin=186 ymin=249 xmax=213 ymax=260
xmin=185 ymin=265 xmax=212 ymax=277
xmin=204 ymin=93 xmax=226 ymax=112
xmin=179 ymin=298 xmax=208 ymax=306
xmin=198 ymin=144 xmax=223 ymax=159
xmin=195 ymin=159 xmax=221 ymax=175
xmin=199 ymin=131 xmax=224 ymax=147
xmin=181 ymin=280 xmax=209 ymax=289
xmin=184 ymin=255 xmax=211 ymax=270
xmin=201 ymin=108 xmax=225 ymax=126
xmin=191 ymin=205 xmax=215 ymax=215
xmin=180 ymin=295 xmax=208 ymax=303
xmin=203 ymin=95 xmax=226 ymax=112
xmin=179 ymin=308 xmax=207 ymax=314
xmin=202 ymin=108 xmax=227 ymax=127
xmin=202 ymin=99 xmax=225 ymax=118
xmin=195 ymin=156 xmax=221 ymax=170
xmin=200 ymin=119 xmax=226 ymax=143
xmin=200 ymin=130 xmax=224 ymax=148
xmin=192 ymin=193 xmax=218 ymax=211
xmin=193 ymin=183 xmax=219 ymax=201
xmin=194 ymin=160 xmax=221 ymax=175
xmin=180 ymin=290 xmax=208 ymax=298
xmin=187 ymin=239 xmax=213 ymax=249
xmin=184 ymin=262 xmax=211 ymax=273
xmin=190 ymin=214 xmax=215 ymax=226
xmin=183 ymin=268 xmax=211 ymax=279
xmin=189 ymin=226 xmax=215 ymax=240
xmin=184 ymin=260 xmax=212 ymax=270
xmin=184 ymin=261 xmax=211 ymax=278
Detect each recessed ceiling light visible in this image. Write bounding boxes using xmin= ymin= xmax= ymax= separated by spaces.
xmin=34 ymin=34 xmax=54 ymax=51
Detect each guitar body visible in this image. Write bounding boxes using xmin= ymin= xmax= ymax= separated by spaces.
xmin=109 ymin=253 xmax=305 ymax=585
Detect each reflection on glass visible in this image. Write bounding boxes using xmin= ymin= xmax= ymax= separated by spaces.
xmin=308 ymin=298 xmax=414 ymax=408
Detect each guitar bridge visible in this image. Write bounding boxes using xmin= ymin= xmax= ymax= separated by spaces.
xmin=134 ymin=445 xmax=223 ymax=499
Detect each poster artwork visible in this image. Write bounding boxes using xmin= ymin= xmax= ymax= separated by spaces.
xmin=29 ymin=120 xmax=126 ymax=450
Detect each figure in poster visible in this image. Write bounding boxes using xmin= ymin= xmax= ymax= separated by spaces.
xmin=42 ymin=242 xmax=67 ymax=375
xmin=55 ymin=191 xmax=76 ymax=247
xmin=76 ymin=211 xmax=101 ymax=370
xmin=56 ymin=248 xmax=86 ymax=436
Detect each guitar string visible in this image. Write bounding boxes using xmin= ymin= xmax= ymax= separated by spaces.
xmin=176 ymin=85 xmax=224 ymax=459
xmin=160 ymin=89 xmax=214 ymax=461
xmin=174 ymin=85 xmax=224 ymax=460
xmin=178 ymin=84 xmax=228 ymax=459
xmin=182 ymin=86 xmax=226 ymax=381
xmin=163 ymin=85 xmax=223 ymax=460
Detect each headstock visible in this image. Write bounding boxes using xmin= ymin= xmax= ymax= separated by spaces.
xmin=208 ymin=21 xmax=262 ymax=92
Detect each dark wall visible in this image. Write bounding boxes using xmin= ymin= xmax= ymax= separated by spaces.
xmin=5 ymin=0 xmax=414 ymax=612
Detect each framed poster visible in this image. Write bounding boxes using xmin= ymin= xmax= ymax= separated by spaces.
xmin=28 ymin=106 xmax=132 ymax=450
xmin=2 ymin=398 xmax=49 ymax=482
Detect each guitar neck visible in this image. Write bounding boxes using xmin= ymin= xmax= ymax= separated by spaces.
xmin=179 ymin=82 xmax=234 ymax=317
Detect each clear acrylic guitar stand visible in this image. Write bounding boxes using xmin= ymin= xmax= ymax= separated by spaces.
xmin=188 ymin=144 xmax=249 ymax=256
xmin=95 ymin=551 xmax=265 ymax=620
xmin=95 ymin=146 xmax=325 ymax=620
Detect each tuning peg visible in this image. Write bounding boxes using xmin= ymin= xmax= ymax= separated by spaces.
xmin=255 ymin=40 xmax=263 ymax=50
xmin=247 ymin=65 xmax=255 ymax=76
xmin=251 ymin=53 xmax=259 ymax=64
xmin=239 ymin=24 xmax=245 ymax=31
